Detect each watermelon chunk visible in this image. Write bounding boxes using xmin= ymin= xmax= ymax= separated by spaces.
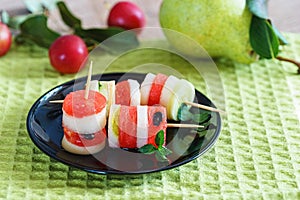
xmin=148 ymin=73 xmax=168 ymax=106
xmin=115 ymin=80 xmax=131 ymax=106
xmin=147 ymin=106 xmax=167 ymax=147
xmin=63 ymin=90 xmax=106 ymax=118
xmin=118 ymin=106 xmax=137 ymax=148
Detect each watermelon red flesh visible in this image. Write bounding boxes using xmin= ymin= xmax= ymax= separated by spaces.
xmin=115 ymin=81 xmax=131 ymax=106
xmin=63 ymin=90 xmax=106 ymax=118
xmin=147 ymin=106 xmax=167 ymax=147
xmin=148 ymin=74 xmax=168 ymax=106
xmin=118 ymin=106 xmax=137 ymax=148
xmin=63 ymin=126 xmax=106 ymax=147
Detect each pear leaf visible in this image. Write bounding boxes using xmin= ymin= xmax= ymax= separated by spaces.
xmin=250 ymin=15 xmax=279 ymax=59
xmin=246 ymin=0 xmax=268 ymax=19
xmin=246 ymin=0 xmax=288 ymax=46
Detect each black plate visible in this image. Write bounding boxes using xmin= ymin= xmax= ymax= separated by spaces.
xmin=26 ymin=73 xmax=221 ymax=175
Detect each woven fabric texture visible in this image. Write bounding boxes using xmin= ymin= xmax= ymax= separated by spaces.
xmin=0 ymin=33 xmax=300 ymax=200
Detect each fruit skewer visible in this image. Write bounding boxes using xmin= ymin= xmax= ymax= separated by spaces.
xmin=61 ymin=62 xmax=107 ymax=155
xmin=108 ymin=104 xmax=203 ymax=149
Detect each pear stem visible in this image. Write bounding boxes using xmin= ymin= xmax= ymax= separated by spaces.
xmin=276 ymin=56 xmax=300 ymax=74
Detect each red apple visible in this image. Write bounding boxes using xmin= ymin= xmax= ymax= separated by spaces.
xmin=0 ymin=22 xmax=12 ymax=57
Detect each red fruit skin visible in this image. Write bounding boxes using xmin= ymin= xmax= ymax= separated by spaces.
xmin=0 ymin=22 xmax=12 ymax=57
xmin=49 ymin=35 xmax=88 ymax=74
xmin=107 ymin=1 xmax=145 ymax=32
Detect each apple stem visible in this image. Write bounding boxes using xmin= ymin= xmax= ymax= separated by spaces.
xmin=276 ymin=56 xmax=300 ymax=74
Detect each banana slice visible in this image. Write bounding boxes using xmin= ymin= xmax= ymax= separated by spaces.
xmin=108 ymin=104 xmax=120 ymax=148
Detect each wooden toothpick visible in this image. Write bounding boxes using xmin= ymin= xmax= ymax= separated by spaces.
xmin=167 ymin=123 xmax=204 ymax=128
xmin=84 ymin=61 xmax=93 ymax=100
xmin=184 ymin=101 xmax=225 ymax=114
xmin=49 ymin=100 xmax=64 ymax=103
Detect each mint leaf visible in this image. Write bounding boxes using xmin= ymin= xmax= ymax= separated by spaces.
xmin=155 ymin=130 xmax=165 ymax=148
xmin=246 ymin=0 xmax=268 ymax=19
xmin=138 ymin=144 xmax=156 ymax=154
xmin=155 ymin=151 xmax=168 ymax=162
xmin=177 ymin=103 xmax=193 ymax=121
xmin=191 ymin=111 xmax=211 ymax=124
xmin=250 ymin=16 xmax=279 ymax=59
xmin=138 ymin=130 xmax=172 ymax=163
xmin=158 ymin=146 xmax=172 ymax=156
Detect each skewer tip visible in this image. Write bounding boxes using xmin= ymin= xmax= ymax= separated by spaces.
xmin=184 ymin=101 xmax=226 ymax=114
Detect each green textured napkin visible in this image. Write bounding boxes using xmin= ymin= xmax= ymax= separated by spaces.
xmin=0 ymin=33 xmax=300 ymax=199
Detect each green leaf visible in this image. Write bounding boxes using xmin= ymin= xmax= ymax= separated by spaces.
xmin=76 ymin=27 xmax=124 ymax=43
xmin=194 ymin=123 xmax=217 ymax=137
xmin=246 ymin=0 xmax=269 ymax=19
xmin=191 ymin=111 xmax=211 ymax=124
xmin=7 ymin=15 xmax=30 ymax=29
xmin=76 ymin=27 xmax=139 ymax=53
xmin=1 ymin=11 xmax=30 ymax=29
xmin=158 ymin=146 xmax=172 ymax=156
xmin=155 ymin=130 xmax=165 ymax=148
xmin=246 ymin=0 xmax=288 ymax=47
xmin=95 ymin=30 xmax=140 ymax=53
xmin=138 ymin=144 xmax=157 ymax=154
xmin=155 ymin=151 xmax=168 ymax=162
xmin=18 ymin=14 xmax=60 ymax=48
xmin=177 ymin=103 xmax=193 ymax=121
xmin=56 ymin=1 xmax=81 ymax=29
xmin=250 ymin=15 xmax=280 ymax=59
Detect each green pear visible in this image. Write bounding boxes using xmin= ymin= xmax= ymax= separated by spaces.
xmin=159 ymin=0 xmax=257 ymax=64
